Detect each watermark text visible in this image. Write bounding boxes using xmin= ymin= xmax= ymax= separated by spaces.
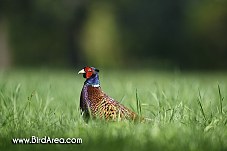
xmin=12 ymin=136 xmax=82 ymax=144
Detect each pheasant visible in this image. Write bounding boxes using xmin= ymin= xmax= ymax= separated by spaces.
xmin=78 ymin=66 xmax=138 ymax=121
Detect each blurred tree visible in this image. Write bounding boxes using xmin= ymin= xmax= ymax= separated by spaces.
xmin=80 ymin=2 xmax=122 ymax=67
xmin=0 ymin=17 xmax=11 ymax=69
xmin=2 ymin=0 xmax=88 ymax=67
xmin=116 ymin=0 xmax=227 ymax=69
xmin=116 ymin=0 xmax=186 ymax=68
xmin=184 ymin=0 xmax=227 ymax=69
xmin=0 ymin=0 xmax=12 ymax=69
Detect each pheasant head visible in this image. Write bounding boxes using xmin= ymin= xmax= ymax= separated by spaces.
xmin=78 ymin=66 xmax=100 ymax=87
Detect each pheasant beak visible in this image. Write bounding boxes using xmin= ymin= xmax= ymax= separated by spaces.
xmin=78 ymin=69 xmax=86 ymax=74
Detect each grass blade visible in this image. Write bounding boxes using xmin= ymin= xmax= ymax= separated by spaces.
xmin=197 ymin=91 xmax=206 ymax=121
xmin=217 ymin=84 xmax=224 ymax=114
xmin=136 ymin=89 xmax=142 ymax=116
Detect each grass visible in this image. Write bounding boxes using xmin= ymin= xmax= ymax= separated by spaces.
xmin=0 ymin=68 xmax=227 ymax=151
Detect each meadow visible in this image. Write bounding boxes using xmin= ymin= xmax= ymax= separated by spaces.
xmin=0 ymin=68 xmax=227 ymax=151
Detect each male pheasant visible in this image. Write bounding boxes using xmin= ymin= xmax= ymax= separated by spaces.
xmin=78 ymin=66 xmax=138 ymax=121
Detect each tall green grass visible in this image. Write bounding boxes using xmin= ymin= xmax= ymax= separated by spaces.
xmin=0 ymin=69 xmax=227 ymax=151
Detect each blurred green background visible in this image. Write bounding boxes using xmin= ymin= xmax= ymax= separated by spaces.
xmin=0 ymin=0 xmax=227 ymax=70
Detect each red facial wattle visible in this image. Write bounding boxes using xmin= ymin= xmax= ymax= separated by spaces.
xmin=84 ymin=67 xmax=93 ymax=79
xmin=85 ymin=72 xmax=93 ymax=79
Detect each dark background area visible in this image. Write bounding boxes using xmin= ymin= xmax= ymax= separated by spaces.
xmin=0 ymin=0 xmax=227 ymax=70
